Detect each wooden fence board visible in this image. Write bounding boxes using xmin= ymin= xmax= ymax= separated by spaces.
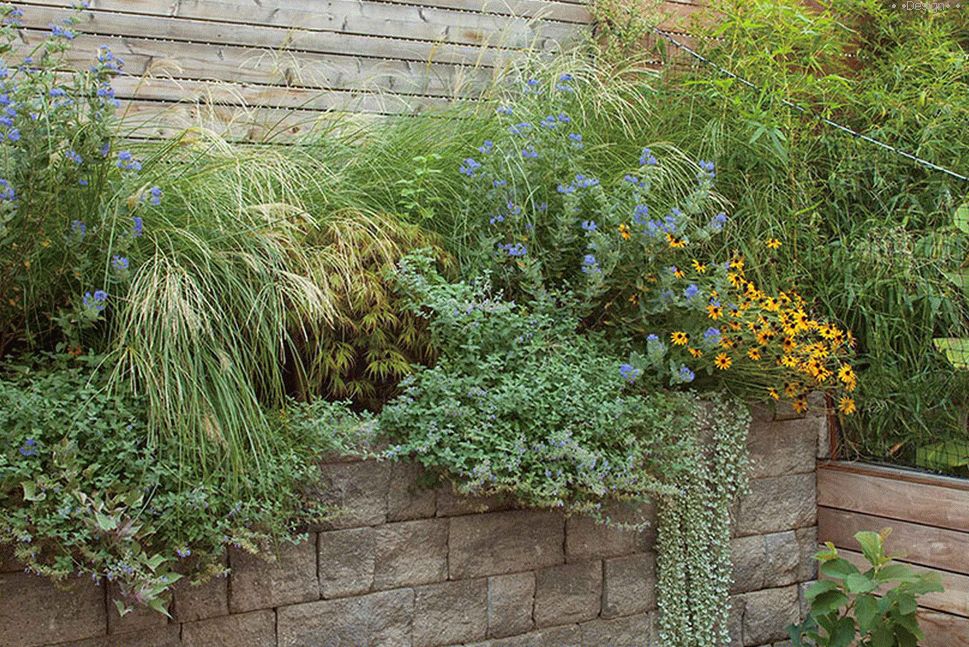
xmin=919 ymin=610 xmax=969 ymax=647
xmin=366 ymin=0 xmax=593 ymax=23
xmin=819 ymin=462 xmax=969 ymax=532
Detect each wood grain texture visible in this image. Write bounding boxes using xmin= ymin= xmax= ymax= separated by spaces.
xmin=818 ymin=463 xmax=969 ymax=532
xmin=919 ymin=610 xmax=969 ymax=647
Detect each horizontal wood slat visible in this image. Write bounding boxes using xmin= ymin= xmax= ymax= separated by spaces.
xmin=819 ymin=462 xmax=969 ymax=532
xmin=839 ymin=549 xmax=969 ymax=618
xmin=919 ymin=610 xmax=969 ymax=647
xmin=367 ymin=0 xmax=593 ymax=23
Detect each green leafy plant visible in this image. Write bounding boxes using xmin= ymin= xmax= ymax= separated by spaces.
xmin=789 ymin=529 xmax=943 ymax=647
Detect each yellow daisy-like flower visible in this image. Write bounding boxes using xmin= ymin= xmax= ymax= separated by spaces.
xmin=628 ymin=293 xmax=639 ymax=304
xmin=837 ymin=364 xmax=855 ymax=385
xmin=763 ymin=297 xmax=781 ymax=312
xmin=792 ymin=398 xmax=808 ymax=414
xmin=765 ymin=238 xmax=782 ymax=250
xmin=838 ymin=396 xmax=857 ymax=415
xmin=707 ymin=304 xmax=723 ymax=320
xmin=729 ymin=255 xmax=745 ymax=272
xmin=782 ymin=337 xmax=798 ymax=352
xmin=727 ymin=272 xmax=744 ymax=288
xmin=780 ymin=354 xmax=799 ymax=369
xmin=688 ymin=347 xmax=703 ymax=358
xmin=672 ymin=266 xmax=685 ymax=279
xmin=768 ymin=387 xmax=780 ymax=401
xmin=618 ymin=223 xmax=632 ymax=240
xmin=747 ymin=348 xmax=762 ymax=361
xmin=671 ymin=331 xmax=689 ymax=346
xmin=784 ymin=381 xmax=802 ymax=398
xmin=714 ymin=353 xmax=733 ymax=370
xmin=728 ymin=321 xmax=742 ymax=331
xmin=666 ymin=233 xmax=686 ymax=248
xmin=745 ymin=282 xmax=761 ymax=299
xmin=691 ymin=259 xmax=707 ymax=274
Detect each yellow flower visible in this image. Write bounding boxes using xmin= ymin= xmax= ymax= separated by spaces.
xmin=671 ymin=331 xmax=689 ymax=346
xmin=629 ymin=293 xmax=639 ymax=304
xmin=782 ymin=337 xmax=798 ymax=352
xmin=780 ymin=354 xmax=799 ymax=369
xmin=691 ymin=259 xmax=707 ymax=274
xmin=768 ymin=387 xmax=780 ymax=400
xmin=688 ymin=347 xmax=703 ymax=358
xmin=729 ymin=255 xmax=745 ymax=272
xmin=727 ymin=272 xmax=744 ymax=288
xmin=714 ymin=353 xmax=732 ymax=370
xmin=747 ymin=348 xmax=762 ymax=361
xmin=707 ymin=304 xmax=723 ymax=320
xmin=839 ymin=396 xmax=857 ymax=415
xmin=672 ymin=266 xmax=685 ymax=279
xmin=763 ymin=297 xmax=780 ymax=312
xmin=619 ymin=223 xmax=632 ymax=240
xmin=837 ymin=364 xmax=855 ymax=385
xmin=792 ymin=398 xmax=808 ymax=414
xmin=765 ymin=238 xmax=782 ymax=250
xmin=666 ymin=233 xmax=686 ymax=248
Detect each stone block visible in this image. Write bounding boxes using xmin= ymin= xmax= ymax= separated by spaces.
xmin=579 ymin=613 xmax=658 ymax=647
xmin=107 ymin=582 xmax=169 ymax=635
xmin=277 ymin=588 xmax=414 ymax=647
xmin=374 ymin=519 xmax=448 ymax=589
xmin=533 ymin=560 xmax=602 ymax=627
xmin=67 ymin=625 xmax=182 ymax=647
xmin=735 ymin=474 xmax=816 ymax=536
xmin=413 ymin=579 xmax=488 ymax=647
xmin=730 ymin=531 xmax=799 ymax=594
xmin=449 ymin=510 xmax=564 ymax=579
xmin=565 ymin=502 xmax=655 ymax=561
xmin=746 ymin=417 xmax=818 ymax=479
xmin=603 ymin=552 xmax=656 ymax=618
xmin=0 ymin=572 xmax=106 ymax=647
xmin=172 ymin=572 xmax=229 ymax=623
xmin=315 ymin=460 xmax=390 ymax=529
xmin=436 ymin=486 xmax=516 ymax=517
xmin=388 ymin=461 xmax=437 ymax=521
xmin=465 ymin=624 xmax=582 ymax=647
xmin=228 ymin=539 xmax=318 ymax=613
xmin=318 ymin=527 xmax=375 ymax=598
xmin=742 ymin=585 xmax=800 ymax=646
xmin=727 ymin=595 xmax=745 ymax=647
xmin=487 ymin=572 xmax=535 ymax=638
xmin=796 ymin=527 xmax=819 ymax=581
xmin=181 ymin=609 xmax=276 ymax=647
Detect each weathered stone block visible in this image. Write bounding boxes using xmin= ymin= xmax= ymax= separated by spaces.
xmin=413 ymin=579 xmax=488 ymax=647
xmin=565 ymin=502 xmax=655 ymax=561
xmin=465 ymin=624 xmax=582 ymax=647
xmin=0 ymin=572 xmax=106 ymax=647
xmin=318 ymin=526 xmax=375 ymax=598
xmin=746 ymin=417 xmax=818 ymax=479
xmin=374 ymin=518 xmax=448 ymax=589
xmin=735 ymin=473 xmax=816 ymax=536
xmin=228 ymin=539 xmax=318 ymax=613
xmin=487 ymin=572 xmax=535 ymax=638
xmin=107 ymin=582 xmax=168 ymax=635
xmin=67 ymin=625 xmax=182 ymax=647
xmin=315 ymin=460 xmax=390 ymax=529
xmin=436 ymin=486 xmax=516 ymax=517
xmin=730 ymin=531 xmax=799 ymax=594
xmin=172 ymin=572 xmax=229 ymax=623
xmin=388 ymin=461 xmax=437 ymax=521
xmin=728 ymin=595 xmax=745 ymax=647
xmin=603 ymin=552 xmax=656 ymax=618
xmin=742 ymin=585 xmax=800 ymax=646
xmin=449 ymin=510 xmax=564 ymax=578
xmin=579 ymin=612 xmax=658 ymax=646
xmin=181 ymin=609 xmax=276 ymax=647
xmin=277 ymin=588 xmax=414 ymax=647
xmin=795 ymin=527 xmax=819 ymax=581
xmin=534 ymin=560 xmax=602 ymax=627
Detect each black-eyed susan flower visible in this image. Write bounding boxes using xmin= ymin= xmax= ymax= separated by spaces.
xmin=618 ymin=223 xmax=632 ymax=240
xmin=714 ymin=352 xmax=732 ymax=370
xmin=666 ymin=233 xmax=686 ymax=248
xmin=688 ymin=347 xmax=703 ymax=358
xmin=838 ymin=396 xmax=857 ymax=415
xmin=765 ymin=238 xmax=782 ymax=250
xmin=671 ymin=331 xmax=689 ymax=346
xmin=729 ymin=255 xmax=745 ymax=272
xmin=793 ymin=398 xmax=808 ymax=414
xmin=691 ymin=259 xmax=707 ymax=274
xmin=707 ymin=303 xmax=723 ymax=320
xmin=747 ymin=348 xmax=762 ymax=361
xmin=768 ymin=387 xmax=780 ymax=400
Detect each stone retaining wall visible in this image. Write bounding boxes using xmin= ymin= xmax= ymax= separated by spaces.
xmin=0 ymin=404 xmax=826 ymax=647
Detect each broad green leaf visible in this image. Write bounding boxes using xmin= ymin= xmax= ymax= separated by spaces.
xmin=942 ymin=269 xmax=969 ymax=295
xmin=805 ymin=579 xmax=840 ymax=600
xmin=21 ymin=481 xmax=45 ymax=502
xmin=870 ymin=623 xmax=894 ymax=647
xmin=811 ymin=590 xmax=850 ymax=615
xmin=821 ymin=557 xmax=860 ymax=580
xmin=845 ymin=572 xmax=876 ymax=594
xmin=95 ymin=511 xmax=118 ymax=531
xmin=854 ymin=531 xmax=884 ymax=565
xmin=933 ymin=338 xmax=969 ymax=370
xmin=147 ymin=596 xmax=172 ymax=618
xmin=955 ymin=203 xmax=969 ymax=234
xmin=855 ymin=593 xmax=880 ymax=632
xmin=915 ymin=439 xmax=969 ymax=470
xmin=875 ymin=563 xmax=913 ymax=582
xmin=829 ymin=616 xmax=856 ymax=647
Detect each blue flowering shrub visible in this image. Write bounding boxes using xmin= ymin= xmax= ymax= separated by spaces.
xmin=379 ymin=251 xmax=698 ymax=512
xmin=0 ymin=7 xmax=159 ymax=355
xmin=453 ymin=71 xmax=858 ymax=414
xmin=0 ymin=354 xmax=375 ymax=615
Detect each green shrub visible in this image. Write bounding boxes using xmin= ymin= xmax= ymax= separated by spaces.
xmin=0 ymin=355 xmax=372 ymax=615
xmin=789 ymin=529 xmax=943 ymax=647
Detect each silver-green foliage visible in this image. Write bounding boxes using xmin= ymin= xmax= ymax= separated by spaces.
xmin=656 ymin=394 xmax=751 ymax=646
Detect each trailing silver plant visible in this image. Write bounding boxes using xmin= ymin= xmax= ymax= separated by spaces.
xmin=656 ymin=394 xmax=751 ymax=646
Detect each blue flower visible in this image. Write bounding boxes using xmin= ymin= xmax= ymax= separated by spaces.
xmin=50 ymin=23 xmax=75 ymax=40
xmin=99 ymin=142 xmax=110 ymax=157
xmin=684 ymin=284 xmax=699 ymax=299
xmin=458 ymin=157 xmax=481 ymax=177
xmin=111 ymin=255 xmax=129 ymax=272
xmin=557 ymin=183 xmax=575 ymax=194
xmin=148 ymin=186 xmax=162 ymax=205
xmin=506 ymin=201 xmax=522 ymax=216
xmin=619 ymin=363 xmax=641 ymax=383
xmin=708 ymin=211 xmax=728 ymax=232
xmin=525 ymin=78 xmax=539 ymax=88
xmin=18 ymin=438 xmax=37 ymax=457
xmin=496 ymin=105 xmax=513 ymax=116
xmin=567 ymin=132 xmax=583 ymax=148
xmin=646 ymin=334 xmax=659 ymax=343
xmin=6 ymin=128 xmax=19 ymax=142
xmin=541 ymin=115 xmax=558 ymax=129
xmin=83 ymin=290 xmax=108 ymax=313
xmin=639 ymin=148 xmax=658 ymax=166
xmin=573 ymin=173 xmax=599 ymax=189
xmin=509 ymin=122 xmax=531 ymax=136
xmin=498 ymin=242 xmax=527 ymax=257
xmin=71 ymin=220 xmax=86 ymax=238
xmin=581 ymin=220 xmax=596 ymax=232
xmin=676 ymin=365 xmax=695 ymax=384
xmin=704 ymin=327 xmax=721 ymax=341
xmin=131 ymin=216 xmax=144 ymax=238
xmin=176 ymin=547 xmax=191 ymax=559
xmin=559 ymin=73 xmax=574 ymax=82
xmin=521 ymin=147 xmax=538 ymax=160
xmin=489 ymin=214 xmax=504 ymax=225
xmin=632 ymin=204 xmax=649 ymax=225
xmin=492 ymin=179 xmax=506 ymax=188
xmin=65 ymin=149 xmax=83 ymax=165
xmin=0 ymin=178 xmax=14 ymax=201
xmin=49 ymin=87 xmax=67 ymax=98
xmin=477 ymin=140 xmax=494 ymax=154
xmin=116 ymin=151 xmax=142 ymax=172
xmin=581 ymin=254 xmax=599 ymax=274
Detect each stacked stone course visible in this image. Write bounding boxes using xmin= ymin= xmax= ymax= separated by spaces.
xmin=0 ymin=404 xmax=825 ymax=647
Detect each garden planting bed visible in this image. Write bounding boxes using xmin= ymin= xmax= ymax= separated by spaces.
xmin=0 ymin=404 xmax=824 ymax=647
xmin=818 ymin=461 xmax=969 ymax=647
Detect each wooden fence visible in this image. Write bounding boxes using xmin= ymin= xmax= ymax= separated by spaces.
xmin=818 ymin=461 xmax=969 ymax=646
xmin=12 ymin=0 xmax=705 ymax=140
